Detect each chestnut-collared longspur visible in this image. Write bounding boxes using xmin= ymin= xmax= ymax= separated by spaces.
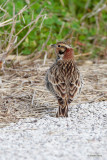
xmin=46 ymin=41 xmax=82 ymax=117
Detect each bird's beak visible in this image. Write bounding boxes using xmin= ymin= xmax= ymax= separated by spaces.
xmin=51 ymin=44 xmax=56 ymax=48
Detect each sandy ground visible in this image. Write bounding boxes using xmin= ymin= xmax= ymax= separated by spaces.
xmin=0 ymin=101 xmax=107 ymax=160
xmin=0 ymin=59 xmax=107 ymax=127
xmin=0 ymin=59 xmax=107 ymax=159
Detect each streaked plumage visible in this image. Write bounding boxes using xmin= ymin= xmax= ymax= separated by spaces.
xmin=46 ymin=41 xmax=82 ymax=117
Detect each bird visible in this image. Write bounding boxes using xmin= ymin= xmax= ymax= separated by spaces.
xmin=45 ymin=41 xmax=82 ymax=117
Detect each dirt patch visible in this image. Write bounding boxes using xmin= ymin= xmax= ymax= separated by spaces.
xmin=0 ymin=59 xmax=107 ymax=127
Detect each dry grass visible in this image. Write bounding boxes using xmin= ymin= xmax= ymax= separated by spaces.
xmin=0 ymin=59 xmax=107 ymax=127
xmin=0 ymin=2 xmax=45 ymax=70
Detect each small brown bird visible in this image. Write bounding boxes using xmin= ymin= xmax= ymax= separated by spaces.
xmin=46 ymin=41 xmax=82 ymax=117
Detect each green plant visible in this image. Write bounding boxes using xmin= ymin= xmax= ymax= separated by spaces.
xmin=0 ymin=0 xmax=107 ymax=60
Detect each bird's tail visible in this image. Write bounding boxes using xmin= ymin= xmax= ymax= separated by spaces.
xmin=56 ymin=105 xmax=68 ymax=117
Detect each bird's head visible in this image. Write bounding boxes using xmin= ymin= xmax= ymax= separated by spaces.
xmin=51 ymin=41 xmax=74 ymax=61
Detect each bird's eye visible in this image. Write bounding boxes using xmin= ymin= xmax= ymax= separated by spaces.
xmin=58 ymin=45 xmax=60 ymax=47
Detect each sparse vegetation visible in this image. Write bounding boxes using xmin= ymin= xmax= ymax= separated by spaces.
xmin=0 ymin=0 xmax=107 ymax=128
xmin=0 ymin=0 xmax=107 ymax=64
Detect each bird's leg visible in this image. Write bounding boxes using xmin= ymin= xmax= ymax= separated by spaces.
xmin=64 ymin=104 xmax=68 ymax=117
xmin=56 ymin=106 xmax=60 ymax=118
xmin=56 ymin=105 xmax=63 ymax=117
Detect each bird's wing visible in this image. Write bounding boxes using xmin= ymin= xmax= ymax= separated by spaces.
xmin=68 ymin=66 xmax=82 ymax=102
xmin=47 ymin=63 xmax=66 ymax=99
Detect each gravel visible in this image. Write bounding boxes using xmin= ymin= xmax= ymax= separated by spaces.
xmin=0 ymin=101 xmax=107 ymax=160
